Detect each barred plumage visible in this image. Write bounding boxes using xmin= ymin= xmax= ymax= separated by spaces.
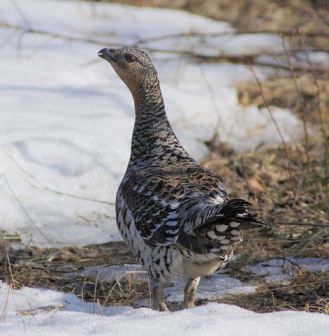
xmin=98 ymin=47 xmax=264 ymax=310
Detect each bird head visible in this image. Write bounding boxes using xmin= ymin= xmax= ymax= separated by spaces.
xmin=98 ymin=47 xmax=157 ymax=94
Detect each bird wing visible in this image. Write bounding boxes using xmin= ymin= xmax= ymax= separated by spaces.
xmin=121 ymin=165 xmax=228 ymax=247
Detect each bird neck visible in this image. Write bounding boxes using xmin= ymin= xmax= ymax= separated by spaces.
xmin=133 ymin=78 xmax=166 ymax=124
xmin=129 ymin=78 xmax=186 ymax=165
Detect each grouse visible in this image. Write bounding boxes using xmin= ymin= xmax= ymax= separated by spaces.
xmin=98 ymin=47 xmax=264 ymax=311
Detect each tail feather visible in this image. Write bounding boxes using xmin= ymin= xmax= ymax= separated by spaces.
xmin=178 ymin=198 xmax=265 ymax=255
xmin=204 ymin=198 xmax=265 ymax=228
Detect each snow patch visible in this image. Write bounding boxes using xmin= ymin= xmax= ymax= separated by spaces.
xmin=1 ymin=281 xmax=329 ymax=336
xmin=244 ymin=257 xmax=329 ymax=284
xmin=0 ymin=0 xmax=303 ymax=246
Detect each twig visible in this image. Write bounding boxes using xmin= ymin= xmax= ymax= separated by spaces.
xmin=287 ymin=2 xmax=329 ymax=31
xmin=6 ymin=154 xmax=115 ymax=206
xmin=272 ymin=221 xmax=329 ymax=228
xmin=1 ymin=21 xmax=328 ymax=74
xmin=1 ymin=174 xmax=55 ymax=247
xmin=282 ymin=36 xmax=310 ymax=171
xmin=96 ymin=299 xmax=103 ymax=316
xmin=32 ymin=184 xmax=115 ymax=206
xmin=0 ymin=21 xmax=121 ymax=47
xmin=93 ymin=271 xmax=100 ymax=314
xmin=1 ymin=249 xmax=26 ymax=328
xmin=5 ymin=249 xmax=15 ymax=287
xmin=10 ymin=0 xmax=32 ymax=30
xmin=135 ymin=30 xmax=329 ymax=45
xmin=262 ymin=279 xmax=329 ymax=294
xmin=199 ymin=64 xmax=222 ymax=146
xmin=0 ymin=28 xmax=18 ymax=50
xmin=0 ymin=284 xmax=11 ymax=322
xmin=103 ymin=280 xmax=120 ymax=306
xmin=80 ymin=280 xmax=88 ymax=304
xmin=305 ymin=54 xmax=327 ymax=140
xmin=247 ymin=65 xmax=296 ymax=195
xmin=304 ymin=51 xmax=329 ymax=205
xmin=252 ymin=237 xmax=328 ymax=243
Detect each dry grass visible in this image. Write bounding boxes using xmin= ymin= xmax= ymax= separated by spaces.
xmin=215 ymin=270 xmax=329 ymax=314
xmin=204 ymin=143 xmax=329 ymax=222
xmin=238 ymin=76 xmax=329 ymax=125
xmin=102 ymin=0 xmax=329 ymax=49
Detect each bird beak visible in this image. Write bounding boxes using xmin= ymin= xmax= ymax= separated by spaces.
xmin=97 ymin=48 xmax=117 ymax=62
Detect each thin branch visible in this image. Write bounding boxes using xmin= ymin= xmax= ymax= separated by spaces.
xmin=135 ymin=29 xmax=329 ymax=45
xmin=1 ymin=174 xmax=55 ymax=247
xmin=0 ymin=28 xmax=18 ymax=50
xmin=6 ymin=154 xmax=115 ymax=206
xmin=32 ymin=184 xmax=115 ymax=206
xmin=93 ymin=271 xmax=100 ymax=314
xmin=247 ymin=65 xmax=297 ymax=195
xmin=272 ymin=221 xmax=329 ymax=228
xmin=304 ymin=52 xmax=327 ymax=139
xmin=1 ymin=22 xmax=328 ymax=74
xmin=0 ymin=283 xmax=11 ymax=322
xmin=304 ymin=51 xmax=329 ymax=205
xmin=10 ymin=0 xmax=32 ymax=30
xmin=282 ymin=36 xmax=310 ymax=171
xmin=199 ymin=64 xmax=222 ymax=146
xmin=5 ymin=249 xmax=15 ymax=287
xmin=0 ymin=21 xmax=121 ymax=48
xmin=1 ymin=247 xmax=27 ymax=327
xmin=264 ymin=279 xmax=329 ymax=293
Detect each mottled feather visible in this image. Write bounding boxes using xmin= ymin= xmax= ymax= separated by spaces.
xmin=99 ymin=47 xmax=265 ymax=310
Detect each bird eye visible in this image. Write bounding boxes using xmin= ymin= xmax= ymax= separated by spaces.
xmin=124 ymin=54 xmax=136 ymax=63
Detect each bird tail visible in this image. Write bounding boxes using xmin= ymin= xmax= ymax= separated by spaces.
xmin=203 ymin=198 xmax=265 ymax=229
xmin=178 ymin=199 xmax=265 ymax=255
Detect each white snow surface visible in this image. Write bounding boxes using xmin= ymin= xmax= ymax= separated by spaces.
xmin=244 ymin=257 xmax=329 ymax=284
xmin=1 ymin=281 xmax=329 ymax=336
xmin=0 ymin=0 xmax=303 ymax=246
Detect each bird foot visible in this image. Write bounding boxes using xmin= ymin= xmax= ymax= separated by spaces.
xmin=183 ymin=301 xmax=196 ymax=309
xmin=153 ymin=302 xmax=169 ymax=312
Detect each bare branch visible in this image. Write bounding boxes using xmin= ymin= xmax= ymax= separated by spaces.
xmin=282 ymin=36 xmax=310 ymax=171
xmin=1 ymin=21 xmax=328 ymax=74
xmin=1 ymin=174 xmax=55 ymax=247
xmin=272 ymin=221 xmax=329 ymax=228
xmin=247 ymin=65 xmax=297 ymax=195
xmin=135 ymin=30 xmax=329 ymax=45
xmin=6 ymin=154 xmax=115 ymax=206
xmin=10 ymin=0 xmax=32 ymax=30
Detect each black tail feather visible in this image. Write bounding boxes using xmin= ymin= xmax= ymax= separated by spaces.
xmin=204 ymin=198 xmax=266 ymax=228
xmin=177 ymin=198 xmax=266 ymax=255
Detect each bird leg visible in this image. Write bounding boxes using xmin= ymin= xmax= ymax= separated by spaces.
xmin=150 ymin=278 xmax=169 ymax=311
xmin=183 ymin=277 xmax=200 ymax=308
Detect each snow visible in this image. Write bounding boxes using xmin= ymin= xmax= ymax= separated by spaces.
xmin=81 ymin=264 xmax=256 ymax=303
xmin=166 ymin=274 xmax=256 ymax=303
xmin=244 ymin=257 xmax=329 ymax=284
xmin=1 ymin=281 xmax=329 ymax=336
xmin=0 ymin=0 xmax=304 ymax=247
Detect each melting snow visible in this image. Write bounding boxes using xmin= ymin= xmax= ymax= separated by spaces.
xmin=243 ymin=257 xmax=329 ymax=284
xmin=1 ymin=281 xmax=329 ymax=336
xmin=0 ymin=0 xmax=303 ymax=247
